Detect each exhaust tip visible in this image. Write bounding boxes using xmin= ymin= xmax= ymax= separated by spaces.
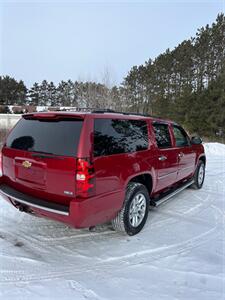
xmin=18 ymin=204 xmax=27 ymax=212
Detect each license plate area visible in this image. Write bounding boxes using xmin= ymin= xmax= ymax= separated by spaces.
xmin=15 ymin=158 xmax=47 ymax=186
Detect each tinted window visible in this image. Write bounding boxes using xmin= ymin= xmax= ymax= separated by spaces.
xmin=6 ymin=118 xmax=83 ymax=157
xmin=173 ymin=126 xmax=189 ymax=147
xmin=94 ymin=119 xmax=148 ymax=157
xmin=153 ymin=123 xmax=172 ymax=149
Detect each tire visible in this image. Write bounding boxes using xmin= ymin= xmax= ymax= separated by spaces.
xmin=191 ymin=160 xmax=205 ymax=189
xmin=111 ymin=182 xmax=150 ymax=236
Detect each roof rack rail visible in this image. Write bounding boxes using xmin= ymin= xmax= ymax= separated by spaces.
xmin=75 ymin=107 xmax=96 ymax=112
xmin=54 ymin=107 xmax=161 ymax=119
xmin=92 ymin=109 xmax=116 ymax=113
xmin=92 ymin=109 xmax=153 ymax=118
xmin=58 ymin=107 xmax=99 ymax=112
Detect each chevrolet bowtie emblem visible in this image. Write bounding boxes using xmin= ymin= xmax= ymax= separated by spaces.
xmin=22 ymin=161 xmax=32 ymax=169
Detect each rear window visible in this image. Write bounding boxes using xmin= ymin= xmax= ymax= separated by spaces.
xmin=6 ymin=118 xmax=83 ymax=157
xmin=94 ymin=119 xmax=149 ymax=157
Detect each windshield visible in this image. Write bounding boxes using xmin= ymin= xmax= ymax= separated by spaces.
xmin=6 ymin=118 xmax=83 ymax=157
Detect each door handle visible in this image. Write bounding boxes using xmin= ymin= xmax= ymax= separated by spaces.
xmin=178 ymin=152 xmax=184 ymax=158
xmin=158 ymin=155 xmax=167 ymax=161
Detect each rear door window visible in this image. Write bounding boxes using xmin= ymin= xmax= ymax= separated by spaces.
xmin=6 ymin=118 xmax=83 ymax=157
xmin=153 ymin=123 xmax=172 ymax=149
xmin=94 ymin=119 xmax=148 ymax=157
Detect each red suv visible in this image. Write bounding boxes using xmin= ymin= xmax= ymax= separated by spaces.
xmin=0 ymin=110 xmax=206 ymax=235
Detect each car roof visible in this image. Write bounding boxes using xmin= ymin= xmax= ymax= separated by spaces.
xmin=22 ymin=111 xmax=175 ymax=124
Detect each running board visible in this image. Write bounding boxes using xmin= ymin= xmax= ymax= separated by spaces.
xmin=150 ymin=180 xmax=194 ymax=207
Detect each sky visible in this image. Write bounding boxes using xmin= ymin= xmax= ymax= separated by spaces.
xmin=0 ymin=0 xmax=224 ymax=87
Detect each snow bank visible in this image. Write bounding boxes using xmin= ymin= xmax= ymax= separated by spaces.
xmin=204 ymin=142 xmax=225 ymax=157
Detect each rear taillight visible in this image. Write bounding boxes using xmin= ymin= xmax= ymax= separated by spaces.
xmin=76 ymin=158 xmax=95 ymax=198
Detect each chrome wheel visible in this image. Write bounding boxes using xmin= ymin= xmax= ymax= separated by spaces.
xmin=198 ymin=164 xmax=205 ymax=186
xmin=129 ymin=193 xmax=147 ymax=228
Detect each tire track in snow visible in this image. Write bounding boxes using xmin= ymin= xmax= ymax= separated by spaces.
xmin=0 ymin=204 xmax=222 ymax=284
xmin=0 ymin=168 xmax=224 ymax=285
xmin=68 ymin=280 xmax=103 ymax=300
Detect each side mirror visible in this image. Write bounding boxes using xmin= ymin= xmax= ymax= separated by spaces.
xmin=191 ymin=136 xmax=202 ymax=145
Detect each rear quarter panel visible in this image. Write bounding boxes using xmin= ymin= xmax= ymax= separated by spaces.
xmin=91 ymin=117 xmax=158 ymax=213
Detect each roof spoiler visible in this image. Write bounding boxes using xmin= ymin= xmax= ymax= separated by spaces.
xmin=22 ymin=113 xmax=84 ymax=120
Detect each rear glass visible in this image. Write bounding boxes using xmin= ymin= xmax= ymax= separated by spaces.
xmin=6 ymin=118 xmax=83 ymax=157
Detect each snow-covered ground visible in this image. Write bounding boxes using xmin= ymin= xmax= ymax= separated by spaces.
xmin=0 ymin=143 xmax=224 ymax=300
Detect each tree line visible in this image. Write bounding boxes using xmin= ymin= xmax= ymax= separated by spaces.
xmin=0 ymin=13 xmax=224 ymax=137
xmin=0 ymin=78 xmax=117 ymax=109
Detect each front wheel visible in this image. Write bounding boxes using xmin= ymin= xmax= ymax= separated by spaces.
xmin=111 ymin=182 xmax=150 ymax=236
xmin=191 ymin=161 xmax=205 ymax=189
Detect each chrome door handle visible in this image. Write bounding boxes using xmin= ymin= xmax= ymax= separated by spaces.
xmin=158 ymin=155 xmax=167 ymax=161
xmin=178 ymin=152 xmax=184 ymax=158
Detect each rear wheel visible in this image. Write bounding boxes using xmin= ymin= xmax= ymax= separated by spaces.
xmin=111 ymin=182 xmax=150 ymax=236
xmin=191 ymin=161 xmax=205 ymax=189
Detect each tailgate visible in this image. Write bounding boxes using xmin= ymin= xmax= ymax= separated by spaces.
xmin=2 ymin=115 xmax=84 ymax=205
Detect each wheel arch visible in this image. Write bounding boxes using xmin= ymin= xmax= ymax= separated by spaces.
xmin=127 ymin=172 xmax=153 ymax=197
xmin=198 ymin=154 xmax=206 ymax=166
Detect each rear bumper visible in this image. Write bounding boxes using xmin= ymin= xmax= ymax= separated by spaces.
xmin=0 ymin=184 xmax=124 ymax=229
xmin=0 ymin=184 xmax=69 ymax=216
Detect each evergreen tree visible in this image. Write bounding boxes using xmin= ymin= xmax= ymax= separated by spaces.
xmin=48 ymin=81 xmax=57 ymax=106
xmin=0 ymin=76 xmax=27 ymax=105
xmin=28 ymin=82 xmax=40 ymax=105
xmin=39 ymin=80 xmax=49 ymax=106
